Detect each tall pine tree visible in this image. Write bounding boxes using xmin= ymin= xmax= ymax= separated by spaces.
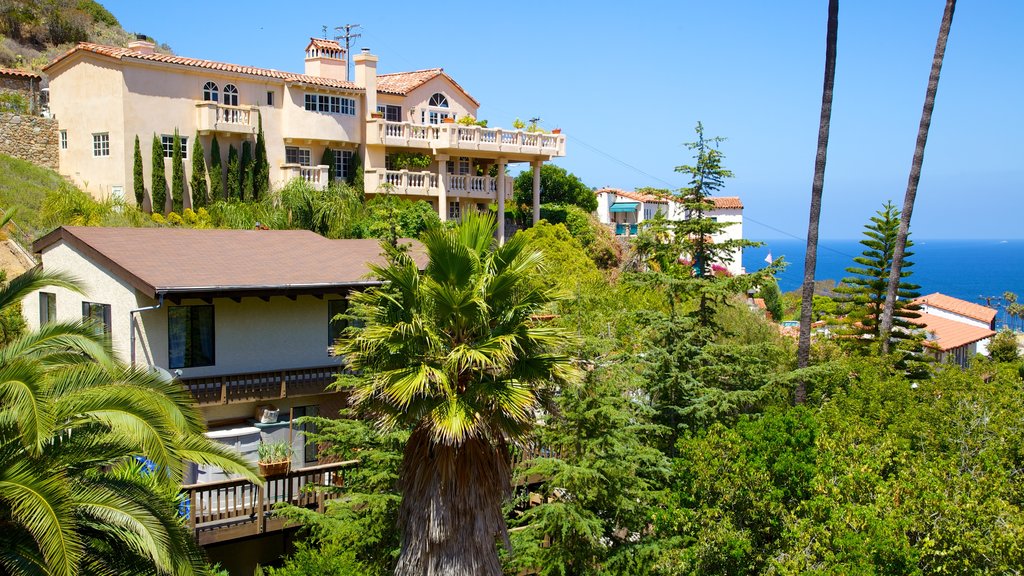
xmin=226 ymin=144 xmax=240 ymax=201
xmin=190 ymin=132 xmax=208 ymax=209
xmin=240 ymin=141 xmax=253 ymax=201
xmin=171 ymin=128 xmax=184 ymax=214
xmin=150 ymin=134 xmax=166 ymax=214
xmin=132 ymin=135 xmax=145 ymax=211
xmin=253 ymin=112 xmax=269 ymax=199
xmin=209 ymin=135 xmax=222 ymax=202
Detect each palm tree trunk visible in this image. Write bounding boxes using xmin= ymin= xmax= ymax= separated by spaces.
xmin=796 ymin=0 xmax=839 ymax=396
xmin=395 ymin=427 xmax=511 ymax=576
xmin=879 ymin=0 xmax=956 ymax=353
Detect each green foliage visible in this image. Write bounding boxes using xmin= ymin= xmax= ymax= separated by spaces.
xmin=253 ymin=112 xmax=269 ymax=200
xmin=277 ymin=179 xmax=363 ymax=239
xmin=256 ymin=441 xmax=292 ymax=463
xmin=189 ymin=132 xmax=208 ymax=209
xmin=240 ymin=140 xmax=253 ymax=201
xmin=75 ymin=0 xmax=119 ymax=26
xmin=170 ymin=129 xmax=184 ymax=214
xmin=456 ymin=115 xmax=488 ymax=127
xmin=347 ymin=149 xmax=363 ymax=190
xmin=320 ymin=147 xmax=334 ymax=183
xmin=513 ymin=164 xmax=597 ymax=212
xmin=41 ymin=183 xmax=150 ymax=228
xmin=758 ymin=278 xmax=784 ymax=321
xmin=150 ymin=134 xmax=166 ymax=214
xmin=516 ymin=221 xmax=604 ymax=292
xmin=988 ymin=328 xmax=1019 ymax=363
xmin=226 ymin=144 xmax=239 ymax=201
xmin=386 ymin=152 xmax=430 ymax=171
xmin=355 ymin=194 xmax=440 ymax=243
xmin=533 ymin=203 xmax=621 ymax=269
xmin=132 ymin=135 xmax=144 ymax=209
xmin=208 ymin=135 xmax=222 ymax=201
xmin=0 ymin=91 xmax=28 ymax=113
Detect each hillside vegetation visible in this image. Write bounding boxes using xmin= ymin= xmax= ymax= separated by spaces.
xmin=0 ymin=153 xmax=73 ymax=243
xmin=0 ymin=0 xmax=171 ymax=71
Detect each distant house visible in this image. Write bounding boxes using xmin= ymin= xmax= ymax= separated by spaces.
xmin=0 ymin=67 xmax=43 ymax=114
xmin=594 ymin=188 xmax=745 ymax=275
xmin=910 ymin=292 xmax=997 ymax=367
xmin=22 ymin=226 xmax=425 ymax=483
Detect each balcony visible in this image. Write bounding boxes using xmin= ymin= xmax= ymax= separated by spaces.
xmin=179 ymin=365 xmax=340 ymax=406
xmin=195 ymin=102 xmax=258 ymax=135
xmin=181 ymin=459 xmax=358 ymax=545
xmin=614 ymin=223 xmax=639 ymax=236
xmin=280 ymin=164 xmax=330 ymax=190
xmin=365 ymin=170 xmax=512 ymax=201
xmin=371 ymin=121 xmax=567 ymax=159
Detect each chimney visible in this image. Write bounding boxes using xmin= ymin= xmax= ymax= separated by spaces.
xmin=127 ymin=37 xmax=156 ymax=55
xmin=353 ymin=48 xmax=378 ymax=119
xmin=304 ymin=38 xmax=348 ymax=81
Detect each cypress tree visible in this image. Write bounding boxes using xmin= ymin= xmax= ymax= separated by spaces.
xmin=150 ymin=134 xmax=166 ymax=214
xmin=132 ymin=135 xmax=145 ymax=211
xmin=171 ymin=128 xmax=184 ymax=214
xmin=321 ymin=147 xmax=334 ymax=184
xmin=226 ymin=144 xmax=240 ymax=201
xmin=209 ymin=135 xmax=223 ymax=201
xmin=190 ymin=132 xmax=208 ymax=208
xmin=240 ymin=141 xmax=253 ymax=201
xmin=254 ymin=112 xmax=269 ymax=199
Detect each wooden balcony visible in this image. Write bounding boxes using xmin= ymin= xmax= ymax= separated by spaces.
xmin=179 ymin=365 xmax=341 ymax=406
xmin=181 ymin=460 xmax=358 ymax=545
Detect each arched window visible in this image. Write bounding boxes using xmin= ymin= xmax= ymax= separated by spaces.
xmin=203 ymin=81 xmax=218 ymax=102
xmin=428 ymin=93 xmax=449 ymax=108
xmin=223 ymin=84 xmax=238 ymax=106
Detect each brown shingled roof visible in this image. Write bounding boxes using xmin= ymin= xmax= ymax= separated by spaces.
xmin=910 ymin=312 xmax=996 ymax=352
xmin=913 ymin=293 xmax=997 ymax=324
xmin=34 ymin=227 xmax=426 ymax=298
xmin=0 ymin=67 xmax=41 ymax=80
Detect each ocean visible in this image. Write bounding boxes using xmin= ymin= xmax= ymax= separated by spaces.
xmin=743 ymin=239 xmax=1024 ymax=327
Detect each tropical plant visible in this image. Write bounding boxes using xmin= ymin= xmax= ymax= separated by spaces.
xmin=987 ymin=328 xmax=1019 ymax=363
xmin=256 ymin=441 xmax=293 ymax=464
xmin=797 ymin=0 xmax=839 ymax=400
xmin=0 ymin=268 xmax=258 ymax=575
xmin=189 ymin=132 xmax=208 ymax=209
xmin=337 ymin=211 xmax=579 ymax=575
xmin=879 ymin=0 xmax=957 ymax=351
xmin=150 ymin=134 xmax=166 ymax=214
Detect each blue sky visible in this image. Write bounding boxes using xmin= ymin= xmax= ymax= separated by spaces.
xmin=103 ymin=0 xmax=1022 ymax=240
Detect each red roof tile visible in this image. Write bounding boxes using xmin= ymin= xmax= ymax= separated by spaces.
xmin=910 ymin=312 xmax=996 ymax=352
xmin=913 ymin=293 xmax=997 ymax=324
xmin=0 ymin=67 xmax=41 ymax=80
xmin=377 ymin=68 xmax=479 ymax=105
xmin=307 ymin=37 xmax=343 ymax=52
xmin=596 ymin=188 xmax=743 ymax=210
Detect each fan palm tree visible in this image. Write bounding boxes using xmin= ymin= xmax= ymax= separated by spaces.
xmin=796 ymin=0 xmax=839 ymax=401
xmin=0 ymin=268 xmax=259 ymax=576
xmin=338 ymin=211 xmax=579 ymax=575
xmin=879 ymin=0 xmax=957 ymax=353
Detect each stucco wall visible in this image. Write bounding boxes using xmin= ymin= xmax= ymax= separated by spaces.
xmin=0 ymin=113 xmax=58 ymax=169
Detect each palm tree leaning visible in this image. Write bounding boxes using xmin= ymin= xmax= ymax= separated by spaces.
xmin=879 ymin=0 xmax=956 ymax=353
xmin=0 ymin=268 xmax=258 ymax=576
xmin=796 ymin=0 xmax=839 ymax=400
xmin=338 ymin=212 xmax=578 ymax=575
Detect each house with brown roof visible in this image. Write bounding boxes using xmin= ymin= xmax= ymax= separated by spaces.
xmin=909 ymin=292 xmax=997 ymax=367
xmin=594 ymin=187 xmax=745 ymax=275
xmin=22 ymin=226 xmax=425 ymax=484
xmin=43 ymin=37 xmax=566 ymax=238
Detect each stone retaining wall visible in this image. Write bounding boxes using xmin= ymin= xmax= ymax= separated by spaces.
xmin=0 ymin=113 xmax=58 ymax=170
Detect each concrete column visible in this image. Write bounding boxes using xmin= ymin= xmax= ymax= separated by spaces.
xmin=497 ymin=158 xmax=507 ymax=244
xmin=436 ymin=154 xmax=449 ymax=222
xmin=532 ymin=160 xmax=542 ymax=226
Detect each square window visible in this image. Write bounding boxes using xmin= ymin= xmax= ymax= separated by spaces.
xmin=161 ymin=135 xmax=188 ymax=159
xmin=39 ymin=292 xmax=55 ymax=324
xmin=448 ymin=201 xmax=460 ymax=220
xmin=304 ymin=93 xmax=317 ymax=111
xmin=59 ymin=131 xmax=67 ymax=150
xmin=82 ymin=301 xmax=111 ymax=335
xmin=328 ymin=299 xmax=347 ymax=346
xmin=285 ymin=146 xmax=311 ymax=166
xmin=334 ymin=150 xmax=352 ymax=180
xmin=168 ymin=305 xmax=215 ymax=369
xmin=340 ymin=97 xmax=356 ymax=115
xmin=92 ymin=133 xmax=109 ymax=157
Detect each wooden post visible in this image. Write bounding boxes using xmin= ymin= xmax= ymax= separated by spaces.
xmin=188 ymin=488 xmax=197 ymax=533
xmin=280 ymin=370 xmax=287 ymax=398
xmin=219 ymin=376 xmax=228 ymax=404
xmin=256 ymin=482 xmax=266 ymax=534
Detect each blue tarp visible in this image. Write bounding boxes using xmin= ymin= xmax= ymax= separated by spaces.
xmin=609 ymin=202 xmax=639 ymax=213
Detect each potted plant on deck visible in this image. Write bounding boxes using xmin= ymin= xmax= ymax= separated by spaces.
xmin=257 ymin=440 xmax=293 ymax=477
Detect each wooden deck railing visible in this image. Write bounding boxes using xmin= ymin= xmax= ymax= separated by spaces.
xmin=179 ymin=365 xmax=341 ymax=406
xmin=181 ymin=459 xmax=359 ymax=545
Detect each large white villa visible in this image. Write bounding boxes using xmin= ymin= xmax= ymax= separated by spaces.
xmin=43 ymin=37 xmax=566 ymax=238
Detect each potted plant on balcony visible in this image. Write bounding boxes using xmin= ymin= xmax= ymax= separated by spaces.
xmin=370 ymin=111 xmax=384 ymax=119
xmin=257 ymin=440 xmax=293 ymax=477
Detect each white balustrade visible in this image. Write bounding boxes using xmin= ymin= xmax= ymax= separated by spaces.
xmin=216 ymin=105 xmax=250 ymax=126
xmin=379 ymin=120 xmax=565 ymax=155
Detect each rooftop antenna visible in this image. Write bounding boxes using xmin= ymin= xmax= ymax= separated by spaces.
xmin=321 ymin=25 xmax=328 ymax=38
xmin=334 ymin=24 xmax=362 ymax=80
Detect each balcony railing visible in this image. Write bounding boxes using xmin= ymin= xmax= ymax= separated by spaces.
xmin=280 ymin=164 xmax=330 ymax=191
xmin=181 ymin=459 xmax=358 ymax=545
xmin=179 ymin=365 xmax=340 ymax=406
xmin=195 ymin=102 xmax=257 ymax=135
xmin=374 ymin=121 xmax=566 ymax=157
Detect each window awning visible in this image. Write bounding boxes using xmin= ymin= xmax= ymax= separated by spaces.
xmin=609 ymin=201 xmax=639 ymax=213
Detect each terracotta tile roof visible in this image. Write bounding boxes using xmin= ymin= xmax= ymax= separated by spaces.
xmin=0 ymin=67 xmax=41 ymax=80
xmin=596 ymin=188 xmax=743 ymax=209
xmin=910 ymin=312 xmax=996 ymax=352
xmin=45 ymin=42 xmax=361 ymax=91
xmin=377 ymin=68 xmax=480 ymax=105
xmin=307 ymin=37 xmax=342 ymax=51
xmin=913 ymin=293 xmax=997 ymax=324
xmin=34 ymin=227 xmax=426 ymax=298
